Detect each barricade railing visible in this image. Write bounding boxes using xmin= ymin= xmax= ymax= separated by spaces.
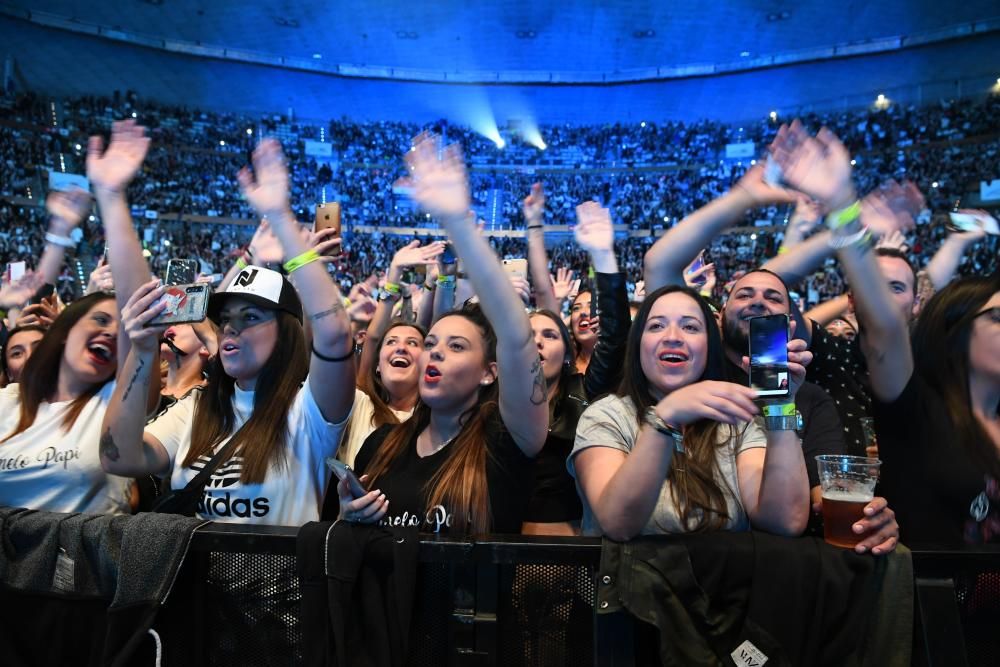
xmin=181 ymin=523 xmax=1000 ymax=666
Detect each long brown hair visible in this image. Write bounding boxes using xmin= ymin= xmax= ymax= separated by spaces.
xmin=531 ymin=309 xmax=578 ymax=416
xmin=2 ymin=293 xmax=117 ymax=443
xmin=362 ymin=304 xmax=498 ymax=534
xmin=911 ymin=276 xmax=1000 ymax=479
xmin=618 ymin=285 xmax=736 ymax=532
xmin=358 ymin=320 xmax=426 ymax=429
xmin=183 ymin=310 xmax=309 ymax=484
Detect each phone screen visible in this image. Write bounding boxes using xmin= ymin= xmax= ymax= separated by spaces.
xmin=749 ymin=314 xmax=790 ymax=397
xmin=688 ymin=254 xmax=706 ymax=285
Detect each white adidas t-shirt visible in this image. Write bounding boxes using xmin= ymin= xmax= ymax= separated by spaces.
xmin=145 ymin=380 xmax=348 ymax=526
xmin=0 ymin=382 xmax=133 ymax=514
xmin=338 ymin=388 xmax=413 ymax=467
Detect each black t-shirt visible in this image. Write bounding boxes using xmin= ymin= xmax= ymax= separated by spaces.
xmin=724 ymin=360 xmax=845 ymax=490
xmin=524 ymin=389 xmax=588 ymax=523
xmin=354 ymin=415 xmax=535 ymax=535
xmin=806 ymin=321 xmax=872 ymax=456
xmin=873 ymin=373 xmax=999 ymax=545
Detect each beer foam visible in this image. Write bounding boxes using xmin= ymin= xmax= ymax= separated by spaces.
xmin=822 ymin=488 xmax=872 ymax=503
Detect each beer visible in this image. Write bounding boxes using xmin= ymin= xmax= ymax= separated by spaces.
xmin=821 ymin=489 xmax=871 ymax=548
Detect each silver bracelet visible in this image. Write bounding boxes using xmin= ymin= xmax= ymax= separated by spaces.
xmin=45 ymin=232 xmax=76 ymax=248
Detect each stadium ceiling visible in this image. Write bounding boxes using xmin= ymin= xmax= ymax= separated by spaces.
xmin=3 ymin=0 xmax=999 ymax=84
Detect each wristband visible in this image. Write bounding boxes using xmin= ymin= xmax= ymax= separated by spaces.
xmin=423 ymin=280 xmax=436 ymax=291
xmin=825 ymin=200 xmax=861 ymax=230
xmin=437 ymin=275 xmax=457 ymax=288
xmin=762 ymin=403 xmax=797 ymax=417
xmin=342 ymin=297 xmax=352 ymax=308
xmin=235 ymin=257 xmax=248 ymax=270
xmin=283 ymin=249 xmax=321 ymax=274
xmin=526 ymin=224 xmax=544 ymax=231
xmin=45 ymin=232 xmax=76 ymax=249
xmin=643 ymin=408 xmax=685 ymax=453
xmin=827 ymin=226 xmax=872 ymax=250
xmin=777 ymin=246 xmax=790 ymax=255
xmin=383 ymin=281 xmax=402 ymax=295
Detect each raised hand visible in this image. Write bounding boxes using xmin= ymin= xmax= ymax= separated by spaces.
xmin=734 ymin=163 xmax=799 ymax=206
xmin=876 ymin=230 xmax=909 ymax=252
xmin=338 ymin=474 xmax=388 ymax=524
xmin=0 ymin=270 xmax=46 ymax=310
xmin=86 ymin=258 xmax=114 ymax=294
xmin=237 ymin=139 xmax=290 ymax=219
xmin=399 ymin=132 xmax=470 ymax=220
xmin=788 ymin=196 xmax=824 ymax=236
xmin=391 ymin=240 xmax=445 ymax=269
xmin=15 ymin=294 xmax=61 ymax=329
xmin=306 ymin=225 xmax=343 ymax=257
xmin=523 ymin=182 xmax=546 ymax=224
xmin=633 ymin=279 xmax=646 ymax=302
xmin=770 ymin=121 xmax=854 ymax=209
xmin=860 ymin=180 xmax=923 ymax=238
xmin=508 ymin=275 xmax=531 ymax=305
xmin=347 ymin=293 xmax=377 ymax=324
xmin=550 ymin=267 xmax=577 ymax=302
xmin=247 ymin=219 xmax=285 ymax=264
xmin=574 ymin=201 xmax=615 ymax=253
xmin=655 ymin=380 xmax=760 ymax=427
xmin=45 ymin=188 xmax=93 ymax=233
xmin=120 ymin=278 xmax=168 ymax=353
xmin=86 ymin=119 xmax=151 ymax=195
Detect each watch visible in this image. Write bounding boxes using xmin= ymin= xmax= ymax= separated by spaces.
xmin=761 ymin=403 xmax=803 ymax=431
xmin=643 ymin=408 xmax=685 ymax=453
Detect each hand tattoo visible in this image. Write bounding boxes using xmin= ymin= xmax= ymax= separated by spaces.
xmin=122 ymin=357 xmax=146 ymax=402
xmin=529 ymin=358 xmax=547 ymax=406
xmin=100 ymin=429 xmax=120 ymax=462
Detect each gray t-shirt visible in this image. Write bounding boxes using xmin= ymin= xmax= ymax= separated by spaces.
xmin=568 ymin=394 xmax=767 ymax=536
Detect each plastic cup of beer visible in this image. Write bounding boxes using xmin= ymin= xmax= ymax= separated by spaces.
xmin=815 ymin=455 xmax=881 ymax=548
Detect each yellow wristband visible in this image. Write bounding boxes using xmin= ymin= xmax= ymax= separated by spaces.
xmin=383 ymin=282 xmax=402 ymax=295
xmin=826 ymin=200 xmax=861 ymax=230
xmin=283 ymin=249 xmax=321 ymax=273
xmin=762 ymin=403 xmax=796 ymax=417
xmin=235 ymin=257 xmax=248 ymax=270
xmin=777 ymin=246 xmax=790 ymax=255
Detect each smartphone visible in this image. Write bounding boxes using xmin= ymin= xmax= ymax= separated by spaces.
xmin=6 ymin=261 xmax=26 ymax=283
xmin=687 ymin=253 xmax=707 ymax=286
xmin=30 ymin=283 xmax=55 ymax=305
xmin=502 ymin=258 xmax=528 ymax=279
xmin=439 ymin=243 xmax=457 ymax=265
xmin=147 ymin=284 xmax=210 ymax=327
xmin=314 ymin=202 xmax=342 ymax=235
xmin=325 ymin=458 xmax=367 ymax=499
xmin=401 ymin=265 xmax=426 ymax=286
xmin=948 ymin=211 xmax=1000 ymax=235
xmin=748 ymin=314 xmax=790 ymax=397
xmin=165 ymin=259 xmax=198 ymax=285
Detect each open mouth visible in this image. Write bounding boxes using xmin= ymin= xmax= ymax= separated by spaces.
xmin=87 ymin=341 xmax=114 ymax=365
xmin=658 ymin=351 xmax=689 ymax=365
xmin=388 ymin=357 xmax=411 ymax=369
xmin=577 ymin=318 xmax=591 ymax=330
xmin=221 ymin=341 xmax=240 ymax=354
xmin=423 ymin=364 xmax=442 ymax=383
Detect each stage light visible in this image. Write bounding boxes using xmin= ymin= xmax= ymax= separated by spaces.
xmin=850 ymin=159 xmax=856 ymax=165
xmin=246 ymin=128 xmax=253 ymax=135
xmin=769 ymin=111 xmax=777 ymax=121
xmin=219 ymin=140 xmax=226 ymax=146
xmin=640 ymin=121 xmax=646 ymax=128
xmin=750 ymin=159 xmax=756 ymax=165
xmin=312 ymin=53 xmax=322 ymax=59
xmin=931 ymin=181 xmax=939 ymax=188
xmin=750 ymin=233 xmax=757 ymax=240
xmin=163 ymin=239 xmax=171 ymax=247
xmin=131 ymin=112 xmax=137 ymax=118
xmin=494 ymin=137 xmax=506 ymax=149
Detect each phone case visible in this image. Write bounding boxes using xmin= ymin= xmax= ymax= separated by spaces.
xmin=325 ymin=458 xmax=367 ymax=498
xmin=148 ymin=284 xmax=210 ymax=326
xmin=166 ymin=259 xmax=198 ymax=285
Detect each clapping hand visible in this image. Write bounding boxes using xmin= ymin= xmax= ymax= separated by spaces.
xmin=237 ymin=139 xmax=291 ymax=219
xmin=861 ymin=180 xmax=924 ymax=238
xmin=523 ymin=182 xmax=546 ymax=224
xmin=770 ymin=121 xmax=854 ymax=210
xmin=0 ymin=271 xmax=46 ymax=311
xmin=398 ymin=133 xmax=470 ymax=221
xmin=574 ymin=201 xmax=615 ymax=253
xmin=46 ymin=188 xmax=93 ymax=235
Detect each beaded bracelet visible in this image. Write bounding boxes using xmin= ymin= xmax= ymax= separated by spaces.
xmin=283 ymin=249 xmax=322 ymax=274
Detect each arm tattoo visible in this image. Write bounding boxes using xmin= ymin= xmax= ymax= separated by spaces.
xmin=100 ymin=429 xmax=120 ymax=462
xmin=309 ymin=302 xmax=344 ymax=321
xmin=529 ymin=358 xmax=547 ymax=406
xmin=121 ymin=356 xmax=147 ymax=403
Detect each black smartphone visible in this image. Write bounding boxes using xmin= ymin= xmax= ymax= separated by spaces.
xmin=325 ymin=458 xmax=367 ymax=499
xmin=440 ymin=243 xmax=457 ymax=265
xmin=401 ymin=265 xmax=426 ymax=286
xmin=147 ymin=284 xmax=210 ymax=327
xmin=30 ymin=283 xmax=55 ymax=305
xmin=165 ymin=259 xmax=198 ymax=286
xmin=748 ymin=314 xmax=790 ymax=398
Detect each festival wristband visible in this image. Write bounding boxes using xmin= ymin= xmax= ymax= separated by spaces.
xmin=437 ymin=275 xmax=457 ymax=288
xmin=283 ymin=249 xmax=321 ymax=274
xmin=827 ymin=226 xmax=872 ymax=250
xmin=383 ymin=281 xmax=402 ymax=295
xmin=235 ymin=257 xmax=248 ymax=270
xmin=762 ymin=403 xmax=797 ymax=417
xmin=825 ymin=200 xmax=861 ymax=230
xmin=45 ymin=232 xmax=76 ymax=248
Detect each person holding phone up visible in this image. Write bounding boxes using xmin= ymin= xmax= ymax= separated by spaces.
xmin=100 ymin=139 xmax=356 ymax=525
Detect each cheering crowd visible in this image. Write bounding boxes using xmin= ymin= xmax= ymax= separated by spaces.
xmin=0 ymin=104 xmax=996 ymax=558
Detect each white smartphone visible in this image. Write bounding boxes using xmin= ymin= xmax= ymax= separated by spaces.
xmin=948 ymin=211 xmax=1000 ymax=235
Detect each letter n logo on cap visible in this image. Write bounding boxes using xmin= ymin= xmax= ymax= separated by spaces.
xmin=235 ymin=269 xmax=258 ymax=287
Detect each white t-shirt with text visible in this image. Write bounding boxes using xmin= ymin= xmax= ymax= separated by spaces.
xmin=0 ymin=382 xmax=133 ymax=514
xmin=145 ymin=381 xmax=348 ymax=526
